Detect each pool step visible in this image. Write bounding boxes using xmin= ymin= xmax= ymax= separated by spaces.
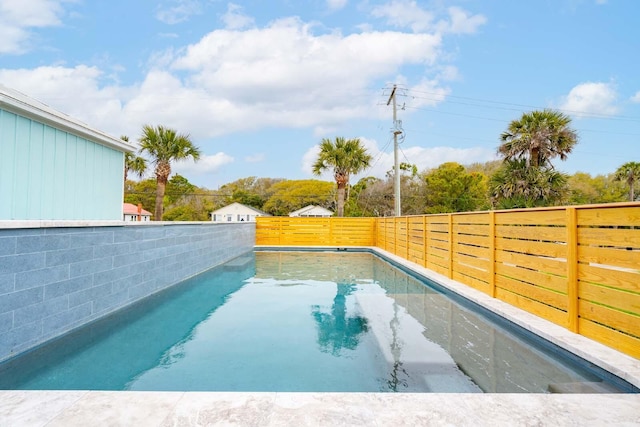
xmin=223 ymin=256 xmax=253 ymax=271
xmin=548 ymin=381 xmax=623 ymax=393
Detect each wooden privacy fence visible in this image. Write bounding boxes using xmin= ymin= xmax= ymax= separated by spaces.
xmin=256 ymin=203 xmax=640 ymax=359
xmin=256 ymin=217 xmax=376 ymax=246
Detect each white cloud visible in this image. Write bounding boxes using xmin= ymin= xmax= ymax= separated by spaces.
xmin=559 ymin=82 xmax=619 ymax=117
xmin=371 ymin=0 xmax=435 ymax=32
xmin=156 ymin=0 xmax=202 ymax=25
xmin=245 ymin=153 xmax=265 ymax=163
xmin=371 ymin=1 xmax=486 ymax=34
xmin=0 ymin=65 xmax=130 ymax=134
xmin=631 ymin=91 xmax=640 ymax=103
xmin=0 ymin=0 xmax=69 ymax=54
xmin=301 ymin=137 xmax=495 ymax=181
xmin=441 ymin=6 xmax=487 ymax=34
xmin=327 ymin=0 xmax=347 ymax=11
xmin=0 ymin=15 xmax=457 ymax=148
xmin=221 ymin=3 xmax=254 ymax=30
xmin=173 ymin=152 xmax=234 ymax=175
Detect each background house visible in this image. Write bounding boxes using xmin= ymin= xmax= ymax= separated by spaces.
xmin=123 ymin=203 xmax=152 ymax=221
xmin=211 ymin=202 xmax=270 ymax=222
xmin=289 ymin=205 xmax=334 ymax=217
xmin=0 ymin=85 xmax=134 ymax=220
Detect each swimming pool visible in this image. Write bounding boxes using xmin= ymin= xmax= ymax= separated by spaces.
xmin=0 ymin=250 xmax=636 ymax=393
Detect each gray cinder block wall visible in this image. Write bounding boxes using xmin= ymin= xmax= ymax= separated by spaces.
xmin=0 ymin=222 xmax=254 ymax=362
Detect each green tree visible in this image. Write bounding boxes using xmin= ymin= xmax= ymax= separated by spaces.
xmin=215 ymin=176 xmax=283 ymax=210
xmin=423 ymin=162 xmax=488 ymax=213
xmin=614 ymin=161 xmax=640 ymax=201
xmin=489 ymin=159 xmax=568 ymax=208
xmin=568 ymin=172 xmax=626 ymax=205
xmin=353 ymin=177 xmax=395 ymax=217
xmin=312 ymin=137 xmax=372 ymax=217
xmin=262 ymin=179 xmax=335 ymax=216
xmin=121 ymin=136 xmax=147 ymax=182
xmin=138 ymin=125 xmax=201 ymax=220
xmin=124 ymin=178 xmax=157 ymax=215
xmin=165 ymin=174 xmax=196 ymax=206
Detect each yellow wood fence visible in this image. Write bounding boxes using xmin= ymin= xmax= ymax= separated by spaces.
xmin=256 ymin=203 xmax=640 ymax=359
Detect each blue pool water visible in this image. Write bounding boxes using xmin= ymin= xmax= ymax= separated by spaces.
xmin=0 ymin=251 xmax=635 ymax=393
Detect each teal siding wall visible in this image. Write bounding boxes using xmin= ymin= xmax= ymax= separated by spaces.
xmin=0 ymin=109 xmax=124 ymax=220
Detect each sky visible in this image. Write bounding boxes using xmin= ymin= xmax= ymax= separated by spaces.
xmin=1 ymin=0 xmax=639 ymax=189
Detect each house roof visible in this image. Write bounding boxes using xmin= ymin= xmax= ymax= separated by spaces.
xmin=0 ymin=85 xmax=135 ymax=153
xmin=211 ymin=202 xmax=270 ymax=216
xmin=123 ymin=203 xmax=152 ymax=216
xmin=289 ymin=205 xmax=334 ymax=216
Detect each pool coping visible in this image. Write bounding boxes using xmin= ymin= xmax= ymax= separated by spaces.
xmin=2 ymin=245 xmax=639 ymax=426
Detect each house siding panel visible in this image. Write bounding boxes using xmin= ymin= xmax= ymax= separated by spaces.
xmin=0 ymin=108 xmax=125 ymax=220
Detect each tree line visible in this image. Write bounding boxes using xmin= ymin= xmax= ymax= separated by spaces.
xmin=124 ymin=111 xmax=640 ymax=221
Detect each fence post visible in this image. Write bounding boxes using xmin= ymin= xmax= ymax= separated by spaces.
xmin=329 ymin=218 xmax=334 ymax=245
xmin=567 ymin=207 xmax=579 ymax=333
xmin=423 ymin=215 xmax=428 ymax=268
xmin=394 ymin=217 xmax=398 ymax=255
xmin=448 ymin=213 xmax=454 ymax=279
xmin=405 ymin=217 xmax=409 ymax=260
xmin=489 ymin=211 xmax=496 ymax=298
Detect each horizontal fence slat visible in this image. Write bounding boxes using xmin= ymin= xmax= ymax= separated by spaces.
xmin=579 ymin=300 xmax=640 ymax=339
xmin=577 ymin=228 xmax=640 ymax=248
xmin=496 ymin=275 xmax=568 ymax=311
xmin=495 ymin=287 xmax=568 ymax=327
xmin=577 ymin=206 xmax=640 ymax=226
xmin=578 ymin=245 xmax=640 ymax=272
xmin=579 ymin=282 xmax=640 ymax=318
xmin=495 ymin=263 xmax=567 ymax=294
xmin=496 ymin=225 xmax=566 ymax=242
xmin=496 ymin=238 xmax=566 ymax=259
xmin=578 ymin=264 xmax=640 ymax=293
xmin=496 ymin=250 xmax=567 ymax=276
xmin=578 ymin=319 xmax=640 ymax=359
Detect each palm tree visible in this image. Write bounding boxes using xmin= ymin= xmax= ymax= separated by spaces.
xmin=312 ymin=137 xmax=372 ymax=217
xmin=121 ymin=136 xmax=147 ymax=182
xmin=499 ymin=109 xmax=577 ymax=168
xmin=489 ymin=159 xmax=568 ymax=208
xmin=614 ymin=161 xmax=640 ymax=201
xmin=138 ymin=125 xmax=200 ymax=220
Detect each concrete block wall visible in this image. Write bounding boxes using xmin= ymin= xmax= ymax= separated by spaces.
xmin=0 ymin=222 xmax=254 ymax=362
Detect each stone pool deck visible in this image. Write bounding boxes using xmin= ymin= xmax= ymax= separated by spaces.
xmin=1 ymin=391 xmax=640 ymax=426
xmin=2 ymin=247 xmax=639 ymax=426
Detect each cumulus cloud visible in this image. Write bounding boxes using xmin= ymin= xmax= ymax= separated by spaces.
xmin=559 ymin=82 xmax=619 ymax=117
xmin=0 ymin=0 xmax=69 ymax=54
xmin=221 ymin=3 xmax=254 ymax=30
xmin=441 ymin=7 xmax=487 ymax=34
xmin=301 ymin=137 xmax=496 ymax=181
xmin=371 ymin=1 xmax=486 ymax=34
xmin=371 ymin=0 xmax=435 ymax=32
xmin=631 ymin=91 xmax=640 ymax=103
xmin=156 ymin=0 xmax=202 ymax=25
xmin=173 ymin=152 xmax=234 ymax=176
xmin=327 ymin=0 xmax=348 ymax=11
xmin=0 ymin=65 xmax=130 ymax=134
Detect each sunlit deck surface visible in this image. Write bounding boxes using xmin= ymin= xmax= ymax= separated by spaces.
xmin=2 ymin=247 xmax=639 ymax=426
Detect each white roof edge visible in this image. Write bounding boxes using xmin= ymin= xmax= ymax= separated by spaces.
xmin=0 ymin=85 xmax=136 ymax=153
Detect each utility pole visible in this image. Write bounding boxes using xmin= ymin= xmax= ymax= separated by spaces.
xmin=387 ymin=84 xmax=402 ymax=216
